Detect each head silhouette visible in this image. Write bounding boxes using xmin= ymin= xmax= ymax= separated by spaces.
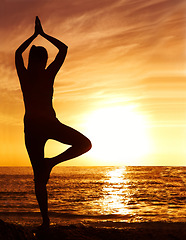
xmin=28 ymin=45 xmax=48 ymax=70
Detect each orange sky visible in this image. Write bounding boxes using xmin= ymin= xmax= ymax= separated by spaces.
xmin=0 ymin=0 xmax=185 ymax=166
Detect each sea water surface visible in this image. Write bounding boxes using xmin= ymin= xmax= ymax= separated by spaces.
xmin=0 ymin=166 xmax=185 ymax=226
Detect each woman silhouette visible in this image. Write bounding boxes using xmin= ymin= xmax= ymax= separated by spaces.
xmin=15 ymin=17 xmax=91 ymax=229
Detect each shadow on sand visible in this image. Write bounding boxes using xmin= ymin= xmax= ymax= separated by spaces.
xmin=0 ymin=219 xmax=186 ymax=240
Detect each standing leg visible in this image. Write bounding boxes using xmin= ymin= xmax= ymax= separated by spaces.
xmin=34 ymin=171 xmax=50 ymax=229
xmin=24 ymin=133 xmax=50 ymax=228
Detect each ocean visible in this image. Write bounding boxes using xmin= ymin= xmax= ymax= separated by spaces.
xmin=0 ymin=166 xmax=185 ymax=227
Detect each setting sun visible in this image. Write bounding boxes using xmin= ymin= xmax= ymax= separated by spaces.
xmin=0 ymin=0 xmax=185 ymax=235
xmin=85 ymin=105 xmax=152 ymax=165
xmin=0 ymin=0 xmax=185 ymax=166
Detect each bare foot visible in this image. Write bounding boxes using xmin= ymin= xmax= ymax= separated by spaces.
xmin=36 ymin=220 xmax=50 ymax=235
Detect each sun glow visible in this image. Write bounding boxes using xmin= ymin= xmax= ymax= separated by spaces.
xmin=85 ymin=106 xmax=152 ymax=165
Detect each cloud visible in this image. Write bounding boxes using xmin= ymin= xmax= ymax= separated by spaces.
xmin=0 ymin=0 xmax=185 ymax=116
xmin=0 ymin=0 xmax=185 ymax=165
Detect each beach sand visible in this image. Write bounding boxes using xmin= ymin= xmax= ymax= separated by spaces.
xmin=0 ymin=219 xmax=185 ymax=240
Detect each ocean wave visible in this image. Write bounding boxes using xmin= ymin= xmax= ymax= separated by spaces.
xmin=0 ymin=211 xmax=132 ymax=220
xmin=0 ymin=166 xmax=185 ymax=224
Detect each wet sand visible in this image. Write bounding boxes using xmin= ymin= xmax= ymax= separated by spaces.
xmin=0 ymin=219 xmax=185 ymax=240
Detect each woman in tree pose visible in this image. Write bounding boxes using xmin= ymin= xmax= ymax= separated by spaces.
xmin=15 ymin=16 xmax=91 ymax=229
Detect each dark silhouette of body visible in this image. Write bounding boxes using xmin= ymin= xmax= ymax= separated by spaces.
xmin=15 ymin=17 xmax=91 ymax=229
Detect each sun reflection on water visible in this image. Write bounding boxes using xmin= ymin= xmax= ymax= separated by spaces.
xmin=99 ymin=167 xmax=131 ymax=216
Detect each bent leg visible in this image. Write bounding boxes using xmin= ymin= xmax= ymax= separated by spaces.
xmin=48 ymin=120 xmax=92 ymax=167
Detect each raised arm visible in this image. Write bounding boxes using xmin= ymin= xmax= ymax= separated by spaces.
xmin=36 ymin=16 xmax=68 ymax=74
xmin=15 ymin=18 xmax=39 ymax=77
xmin=15 ymin=34 xmax=37 ymax=77
xmin=15 ymin=33 xmax=37 ymax=56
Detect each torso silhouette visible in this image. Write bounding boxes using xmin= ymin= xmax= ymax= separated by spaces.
xmin=19 ymin=68 xmax=56 ymax=120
